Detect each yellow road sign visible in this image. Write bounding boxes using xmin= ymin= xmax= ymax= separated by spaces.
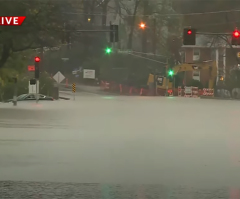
xmin=237 ymin=52 xmax=240 ymax=57
xmin=72 ymin=83 xmax=76 ymax=93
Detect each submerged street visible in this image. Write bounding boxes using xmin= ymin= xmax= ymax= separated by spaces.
xmin=0 ymin=93 xmax=240 ymax=198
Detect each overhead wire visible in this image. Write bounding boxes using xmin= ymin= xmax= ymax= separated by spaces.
xmin=63 ymin=9 xmax=240 ymax=17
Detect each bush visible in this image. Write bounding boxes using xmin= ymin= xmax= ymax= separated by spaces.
xmin=0 ymin=72 xmax=55 ymax=102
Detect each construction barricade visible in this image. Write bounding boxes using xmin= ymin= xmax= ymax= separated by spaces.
xmin=184 ymin=86 xmax=192 ymax=97
xmin=183 ymin=86 xmax=199 ymax=97
xmin=192 ymin=87 xmax=199 ymax=98
xmin=203 ymin=88 xmax=214 ymax=97
xmin=178 ymin=86 xmax=182 ymax=96
xmin=100 ymin=81 xmax=110 ymax=91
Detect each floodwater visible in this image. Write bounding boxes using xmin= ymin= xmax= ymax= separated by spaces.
xmin=0 ymin=94 xmax=240 ymax=198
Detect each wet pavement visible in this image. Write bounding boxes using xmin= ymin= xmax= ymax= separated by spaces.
xmin=0 ymin=94 xmax=240 ymax=198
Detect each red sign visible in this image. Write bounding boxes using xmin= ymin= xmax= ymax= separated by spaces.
xmin=0 ymin=16 xmax=26 ymax=26
xmin=28 ymin=65 xmax=35 ymax=71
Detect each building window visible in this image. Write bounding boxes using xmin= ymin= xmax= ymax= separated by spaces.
xmin=193 ymin=49 xmax=200 ymax=61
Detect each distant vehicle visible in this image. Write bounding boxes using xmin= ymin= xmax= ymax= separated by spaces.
xmin=7 ymin=94 xmax=54 ymax=102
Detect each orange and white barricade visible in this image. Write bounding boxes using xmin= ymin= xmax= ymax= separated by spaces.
xmin=178 ymin=86 xmax=182 ymax=96
xmin=203 ymin=88 xmax=214 ymax=96
xmin=192 ymin=87 xmax=199 ymax=98
xmin=184 ymin=86 xmax=192 ymax=97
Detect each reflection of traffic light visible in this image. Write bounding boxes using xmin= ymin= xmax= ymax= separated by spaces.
xmin=231 ymin=30 xmax=240 ymax=45
xmin=35 ymin=56 xmax=40 ymax=79
xmin=105 ymin=47 xmax=112 ymax=54
xmin=183 ymin=28 xmax=196 ymax=45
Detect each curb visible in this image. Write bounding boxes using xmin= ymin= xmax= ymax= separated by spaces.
xmin=61 ymin=86 xmax=120 ymax=96
xmin=59 ymin=96 xmax=70 ymax=100
xmin=200 ymin=96 xmax=240 ymax=101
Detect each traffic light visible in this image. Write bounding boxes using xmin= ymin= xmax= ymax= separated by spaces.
xmin=139 ymin=23 xmax=146 ymax=29
xmin=34 ymin=56 xmax=40 ymax=79
xmin=168 ymin=69 xmax=174 ymax=82
xmin=168 ymin=70 xmax=174 ymax=76
xmin=183 ymin=28 xmax=196 ymax=45
xmin=110 ymin=24 xmax=118 ymax=42
xmin=105 ymin=47 xmax=112 ymax=54
xmin=231 ymin=30 xmax=240 ymax=45
xmin=35 ymin=56 xmax=40 ymax=62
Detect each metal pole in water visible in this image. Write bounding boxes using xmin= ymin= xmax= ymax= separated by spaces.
xmin=13 ymin=77 xmax=17 ymax=106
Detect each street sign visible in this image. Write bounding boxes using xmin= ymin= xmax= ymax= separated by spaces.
xmin=237 ymin=52 xmax=240 ymax=57
xmin=61 ymin=58 xmax=69 ymax=61
xmin=28 ymin=65 xmax=35 ymax=71
xmin=156 ymin=76 xmax=164 ymax=86
xmin=53 ymin=71 xmax=65 ymax=83
xmin=72 ymin=83 xmax=76 ymax=93
xmin=83 ymin=69 xmax=95 ymax=79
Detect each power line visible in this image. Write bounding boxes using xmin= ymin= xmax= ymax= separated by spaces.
xmin=63 ymin=9 xmax=240 ymax=17
xmin=128 ymin=53 xmax=167 ymax=65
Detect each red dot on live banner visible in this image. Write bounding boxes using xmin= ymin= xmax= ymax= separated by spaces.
xmin=0 ymin=16 xmax=26 ymax=26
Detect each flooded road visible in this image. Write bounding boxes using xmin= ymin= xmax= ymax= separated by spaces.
xmin=0 ymin=95 xmax=240 ymax=198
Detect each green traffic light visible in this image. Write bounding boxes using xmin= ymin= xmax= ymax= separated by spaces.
xmin=168 ymin=70 xmax=174 ymax=76
xmin=105 ymin=48 xmax=112 ymax=54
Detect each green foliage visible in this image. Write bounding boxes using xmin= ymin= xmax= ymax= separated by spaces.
xmin=83 ymin=54 xmax=156 ymax=86
xmin=0 ymin=1 xmax=70 ymax=69
xmin=0 ymin=72 xmax=54 ymax=102
xmin=39 ymin=72 xmax=55 ymax=96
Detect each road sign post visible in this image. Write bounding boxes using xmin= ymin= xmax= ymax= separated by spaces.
xmin=72 ymin=83 xmax=76 ymax=100
xmin=53 ymin=71 xmax=65 ymax=100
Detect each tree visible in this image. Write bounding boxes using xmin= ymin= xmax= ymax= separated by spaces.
xmin=173 ymin=0 xmax=240 ymax=32
xmin=0 ymin=1 xmax=70 ymax=69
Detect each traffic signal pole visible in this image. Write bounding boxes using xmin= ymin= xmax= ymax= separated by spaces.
xmin=34 ymin=57 xmax=40 ymax=103
xmin=165 ymin=59 xmax=169 ymax=96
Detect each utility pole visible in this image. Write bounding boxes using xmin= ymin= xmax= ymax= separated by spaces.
xmin=142 ymin=0 xmax=148 ymax=53
xmin=165 ymin=59 xmax=169 ymax=96
xmin=153 ymin=18 xmax=157 ymax=96
xmin=110 ymin=21 xmax=115 ymax=52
